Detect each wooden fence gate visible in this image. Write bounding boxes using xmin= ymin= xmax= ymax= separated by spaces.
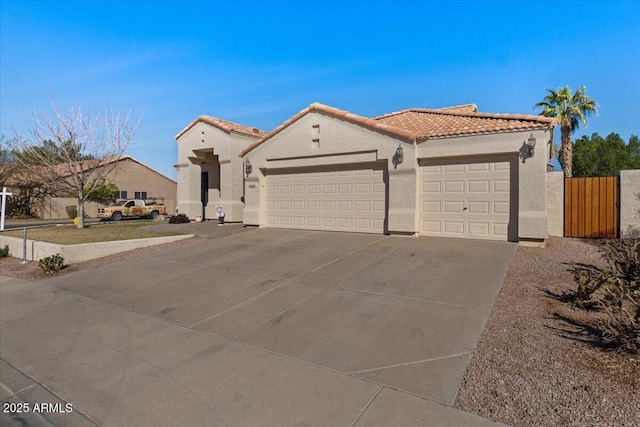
xmin=564 ymin=176 xmax=618 ymax=238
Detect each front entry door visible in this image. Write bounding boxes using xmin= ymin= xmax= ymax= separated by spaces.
xmin=201 ymin=171 xmax=209 ymax=220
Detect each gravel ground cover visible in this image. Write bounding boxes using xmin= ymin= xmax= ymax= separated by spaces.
xmin=456 ymin=237 xmax=639 ymax=427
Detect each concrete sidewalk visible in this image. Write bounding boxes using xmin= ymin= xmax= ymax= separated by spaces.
xmin=1 ymin=229 xmax=513 ymax=426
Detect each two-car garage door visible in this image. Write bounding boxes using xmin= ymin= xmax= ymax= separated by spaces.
xmin=420 ymin=156 xmax=517 ymax=241
xmin=265 ymin=165 xmax=386 ymax=233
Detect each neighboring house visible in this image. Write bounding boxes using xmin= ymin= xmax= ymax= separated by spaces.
xmin=4 ymin=155 xmax=177 ymax=219
xmin=90 ymin=155 xmax=177 ymax=202
xmin=177 ymin=103 xmax=557 ymax=243
xmin=174 ymin=116 xmax=266 ymax=221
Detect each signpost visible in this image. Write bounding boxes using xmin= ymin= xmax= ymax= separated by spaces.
xmin=1 ymin=186 xmax=12 ymax=231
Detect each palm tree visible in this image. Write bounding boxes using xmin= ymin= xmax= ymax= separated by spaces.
xmin=535 ymin=86 xmax=598 ymax=177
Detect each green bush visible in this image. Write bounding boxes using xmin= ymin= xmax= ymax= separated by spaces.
xmin=0 ymin=245 xmax=9 ymax=258
xmin=38 ymin=254 xmax=64 ymax=273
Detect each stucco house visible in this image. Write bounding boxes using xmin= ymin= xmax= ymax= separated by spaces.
xmin=3 ymin=155 xmax=177 ymax=219
xmin=174 ymin=116 xmax=266 ymax=221
xmin=178 ymin=103 xmax=557 ymax=243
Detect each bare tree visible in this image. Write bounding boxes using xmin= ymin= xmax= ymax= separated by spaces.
xmin=9 ymin=103 xmax=142 ymax=228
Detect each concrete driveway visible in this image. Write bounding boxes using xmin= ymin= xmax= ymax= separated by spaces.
xmin=1 ymin=228 xmax=514 ymax=426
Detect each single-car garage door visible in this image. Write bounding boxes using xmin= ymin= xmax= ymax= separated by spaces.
xmin=420 ymin=156 xmax=517 ymax=241
xmin=265 ymin=165 xmax=386 ymax=233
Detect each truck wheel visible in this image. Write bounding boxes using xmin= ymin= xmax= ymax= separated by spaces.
xmin=112 ymin=212 xmax=123 ymax=221
xmin=150 ymin=210 xmax=159 ymax=220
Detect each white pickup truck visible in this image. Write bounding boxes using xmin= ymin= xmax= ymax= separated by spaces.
xmin=97 ymin=199 xmax=167 ymax=221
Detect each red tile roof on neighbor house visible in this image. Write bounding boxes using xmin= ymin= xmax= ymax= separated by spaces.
xmin=239 ymin=102 xmax=557 ymax=157
xmin=175 ymin=115 xmax=267 ymax=140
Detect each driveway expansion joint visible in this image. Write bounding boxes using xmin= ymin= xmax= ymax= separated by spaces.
xmin=347 ymin=351 xmax=474 ymax=375
xmin=350 ymin=386 xmax=383 ymax=427
xmin=334 ymin=287 xmax=482 ymax=311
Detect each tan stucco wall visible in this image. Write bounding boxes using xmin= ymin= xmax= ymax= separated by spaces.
xmin=417 ymin=128 xmax=552 ymax=241
xmin=175 ymin=122 xmax=255 ymax=222
xmin=241 ymin=111 xmax=415 ymax=233
xmin=34 ymin=197 xmax=177 ymax=220
xmin=620 ymin=169 xmax=640 ymax=237
xmin=101 ymin=158 xmax=177 ymax=201
xmin=242 ymin=112 xmax=553 ymax=240
xmin=546 ymin=171 xmax=564 ymax=237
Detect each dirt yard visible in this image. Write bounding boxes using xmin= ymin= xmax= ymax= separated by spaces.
xmin=455 ymin=237 xmax=639 ymax=427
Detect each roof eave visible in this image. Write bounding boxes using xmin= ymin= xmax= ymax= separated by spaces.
xmin=240 ymin=103 xmax=416 ymax=158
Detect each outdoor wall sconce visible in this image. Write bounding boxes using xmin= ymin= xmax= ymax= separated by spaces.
xmin=527 ymin=133 xmax=537 ymax=157
xmin=245 ymin=159 xmax=253 ymax=177
xmin=392 ymin=144 xmax=404 ymax=169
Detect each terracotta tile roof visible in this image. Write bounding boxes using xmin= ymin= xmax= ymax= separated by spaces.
xmin=436 ymin=103 xmax=478 ymax=113
xmin=175 ymin=115 xmax=266 ymax=140
xmin=240 ymin=103 xmax=416 ymax=157
xmin=374 ymin=108 xmax=557 ymax=140
xmin=239 ymin=102 xmax=558 ymax=157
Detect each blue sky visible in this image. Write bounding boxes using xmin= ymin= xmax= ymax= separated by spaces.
xmin=1 ymin=0 xmax=639 ymax=179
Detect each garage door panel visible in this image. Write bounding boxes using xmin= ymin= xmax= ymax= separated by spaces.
xmin=266 ymin=165 xmax=386 ymax=233
xmin=468 ymin=222 xmax=490 ymax=236
xmin=445 ymin=181 xmax=464 ymax=192
xmin=322 ymin=201 xmax=337 ymax=211
xmin=372 ymin=201 xmax=386 ymax=212
xmin=468 ymin=201 xmax=489 ymax=214
xmin=493 ymin=223 xmax=508 ymax=236
xmin=423 ymin=181 xmax=441 ymax=193
xmin=494 ymin=201 xmax=509 ymax=214
xmin=338 ymin=201 xmax=352 ymax=210
xmin=422 ymin=220 xmax=440 ymax=232
xmin=444 ymin=201 xmax=464 ymax=213
xmin=338 ymin=184 xmax=352 ymax=193
xmin=469 ymin=163 xmax=490 ymax=172
xmin=493 ymin=180 xmax=510 ymax=192
xmin=444 ymin=221 xmax=464 ymax=234
xmin=468 ymin=180 xmax=489 ymax=193
xmin=445 ymin=164 xmax=465 ymax=173
xmin=420 ymin=157 xmax=515 ymax=241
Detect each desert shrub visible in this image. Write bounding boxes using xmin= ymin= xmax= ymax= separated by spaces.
xmin=169 ymin=214 xmax=190 ymax=224
xmin=65 ymin=206 xmax=77 ymax=219
xmin=38 ymin=254 xmax=64 ymax=273
xmin=563 ymin=239 xmax=639 ymax=354
xmin=0 ymin=245 xmax=9 ymax=258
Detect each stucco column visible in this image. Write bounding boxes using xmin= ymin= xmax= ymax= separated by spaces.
xmin=215 ymin=159 xmax=242 ymax=222
xmin=387 ymin=158 xmax=418 ymax=234
xmin=518 ymin=131 xmax=549 ymax=241
xmin=242 ymin=170 xmax=262 ymax=226
xmin=176 ymin=161 xmax=203 ymax=219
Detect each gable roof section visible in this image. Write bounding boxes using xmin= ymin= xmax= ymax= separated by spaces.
xmin=6 ymin=155 xmax=176 ymax=187
xmin=374 ymin=108 xmax=557 ymax=140
xmin=175 ymin=115 xmax=266 ymax=140
xmin=240 ymin=103 xmax=417 ymax=157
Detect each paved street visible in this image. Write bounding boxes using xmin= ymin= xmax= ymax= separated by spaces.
xmin=1 ymin=228 xmax=514 ymax=426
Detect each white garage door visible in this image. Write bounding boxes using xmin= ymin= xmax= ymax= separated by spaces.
xmin=420 ymin=156 xmax=516 ymax=241
xmin=266 ymin=165 xmax=386 ymax=233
